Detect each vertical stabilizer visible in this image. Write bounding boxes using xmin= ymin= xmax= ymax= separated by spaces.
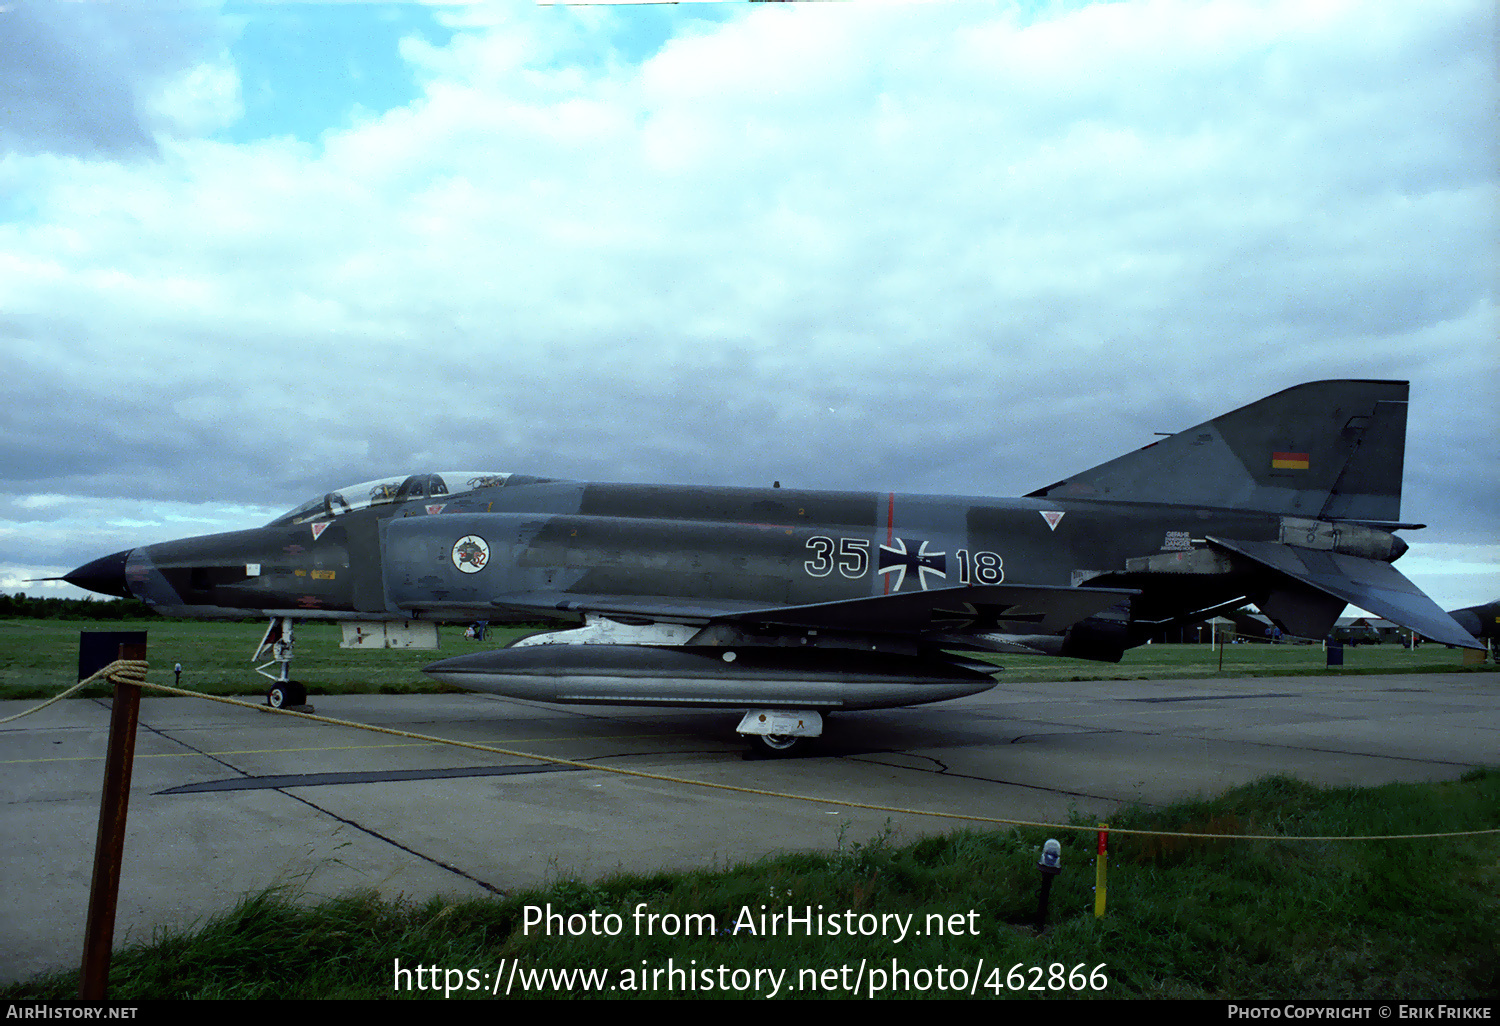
xmin=1027 ymin=380 xmax=1408 ymax=519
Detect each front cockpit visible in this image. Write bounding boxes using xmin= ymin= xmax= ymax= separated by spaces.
xmin=267 ymin=471 xmax=515 ymax=526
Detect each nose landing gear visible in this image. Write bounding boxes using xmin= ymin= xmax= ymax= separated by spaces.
xmin=255 ymin=617 xmax=311 ymax=710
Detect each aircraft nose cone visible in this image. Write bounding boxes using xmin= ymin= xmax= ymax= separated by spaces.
xmin=64 ymin=549 xmax=135 ymax=599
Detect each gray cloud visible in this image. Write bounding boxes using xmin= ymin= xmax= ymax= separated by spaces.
xmin=0 ymin=0 xmax=221 ymax=157
xmin=0 ymin=0 xmax=1493 ymax=608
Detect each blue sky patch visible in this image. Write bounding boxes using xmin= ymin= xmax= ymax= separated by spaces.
xmin=223 ymin=2 xmax=453 ymax=143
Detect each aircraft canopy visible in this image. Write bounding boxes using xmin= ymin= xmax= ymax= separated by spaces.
xmin=269 ymin=472 xmax=513 ymax=526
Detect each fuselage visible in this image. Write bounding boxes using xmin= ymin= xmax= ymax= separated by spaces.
xmin=69 ymin=472 xmax=1399 ymax=650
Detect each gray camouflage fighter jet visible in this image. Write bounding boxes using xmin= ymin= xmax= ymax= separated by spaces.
xmin=65 ymin=379 xmax=1481 ymax=751
xmin=1444 ymin=600 xmax=1499 ymax=652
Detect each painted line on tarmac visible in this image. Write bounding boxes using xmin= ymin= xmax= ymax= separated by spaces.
xmin=3 ymin=734 xmax=668 ymax=764
xmin=157 ymin=762 xmax=585 ymax=794
xmin=1121 ymin=692 xmax=1301 ymax=703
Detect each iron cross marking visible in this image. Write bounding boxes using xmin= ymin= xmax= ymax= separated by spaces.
xmin=878 ymin=538 xmax=947 ymax=591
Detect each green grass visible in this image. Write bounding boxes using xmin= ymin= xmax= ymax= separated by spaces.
xmin=1 ymin=618 xmax=1492 ymax=702
xmin=3 ymin=772 xmax=1496 ymax=999
xmin=0 ymin=618 xmax=538 ymax=701
xmin=991 ymin=638 xmax=1497 ymax=683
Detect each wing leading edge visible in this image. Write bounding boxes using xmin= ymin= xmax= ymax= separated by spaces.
xmin=483 ymin=582 xmax=1137 ymax=638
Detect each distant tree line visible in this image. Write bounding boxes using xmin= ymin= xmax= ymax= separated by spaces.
xmin=0 ymin=593 xmax=157 ymax=620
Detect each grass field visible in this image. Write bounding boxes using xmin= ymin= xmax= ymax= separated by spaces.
xmin=2 ymin=772 xmax=1495 ymax=1000
xmin=1 ymin=617 xmax=1493 ymax=702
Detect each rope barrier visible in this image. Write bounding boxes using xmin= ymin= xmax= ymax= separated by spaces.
xmin=5 ymin=671 xmax=1497 ymax=842
xmin=0 ymin=660 xmax=148 ymax=725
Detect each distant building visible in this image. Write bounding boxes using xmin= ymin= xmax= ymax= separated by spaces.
xmin=1148 ymin=615 xmax=1244 ymax=644
xmin=1331 ymin=616 xmax=1407 ymax=646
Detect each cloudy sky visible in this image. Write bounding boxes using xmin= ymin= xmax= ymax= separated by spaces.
xmin=2 ymin=0 xmax=1495 ymax=611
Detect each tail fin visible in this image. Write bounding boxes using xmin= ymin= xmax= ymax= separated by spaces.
xmin=1027 ymin=380 xmax=1408 ymax=520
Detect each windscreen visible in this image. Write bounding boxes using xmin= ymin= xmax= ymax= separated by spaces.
xmin=269 ymin=472 xmax=512 ymax=525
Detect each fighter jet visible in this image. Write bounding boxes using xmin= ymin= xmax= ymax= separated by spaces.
xmin=64 ymin=379 xmax=1482 ymax=752
xmin=1443 ymin=600 xmax=1498 ymax=654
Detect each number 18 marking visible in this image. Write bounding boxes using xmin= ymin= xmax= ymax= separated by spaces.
xmin=955 ymin=549 xmax=1004 ymax=585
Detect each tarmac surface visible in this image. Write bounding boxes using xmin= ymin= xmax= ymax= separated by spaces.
xmin=3 ymin=670 xmax=1497 ymax=983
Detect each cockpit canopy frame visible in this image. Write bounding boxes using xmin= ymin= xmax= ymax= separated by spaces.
xmin=269 ymin=471 xmax=512 ymax=526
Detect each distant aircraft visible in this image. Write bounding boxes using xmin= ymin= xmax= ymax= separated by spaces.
xmin=65 ymin=379 xmax=1481 ymax=752
xmin=1443 ymin=600 xmax=1498 ymax=652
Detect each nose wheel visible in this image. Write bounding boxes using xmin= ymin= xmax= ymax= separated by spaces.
xmin=256 ymin=617 xmax=313 ymax=710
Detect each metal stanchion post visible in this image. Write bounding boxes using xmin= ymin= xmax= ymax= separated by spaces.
xmin=1035 ymin=838 xmax=1062 ymax=930
xmin=1093 ymin=823 xmax=1108 ymax=918
xmin=79 ymin=642 xmax=146 ymax=1000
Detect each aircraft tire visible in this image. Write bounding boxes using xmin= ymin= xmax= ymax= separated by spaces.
xmin=267 ymin=681 xmax=307 ymax=709
xmin=748 ymin=733 xmax=803 ymax=758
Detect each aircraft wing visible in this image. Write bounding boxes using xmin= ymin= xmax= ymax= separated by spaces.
xmin=716 ymin=582 xmax=1137 ymax=635
xmin=1207 ymin=536 xmax=1483 ymax=649
xmin=487 ymin=592 xmax=767 ymax=624
xmin=486 ymin=583 xmax=1137 ymax=637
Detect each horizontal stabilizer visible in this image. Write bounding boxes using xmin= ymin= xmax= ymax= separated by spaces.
xmin=1208 ymin=537 xmax=1483 ymax=649
xmin=486 ymin=583 xmax=1136 ymax=637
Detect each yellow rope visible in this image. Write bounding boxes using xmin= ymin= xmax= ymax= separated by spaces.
xmin=4 ymin=669 xmax=1496 ymax=841
xmin=0 ymin=660 xmax=148 ymax=725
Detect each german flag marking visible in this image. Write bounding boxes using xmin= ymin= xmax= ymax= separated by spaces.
xmin=1272 ymin=451 xmax=1310 ymax=470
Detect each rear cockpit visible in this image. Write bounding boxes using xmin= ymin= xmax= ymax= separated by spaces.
xmin=268 ymin=471 xmax=515 ymax=526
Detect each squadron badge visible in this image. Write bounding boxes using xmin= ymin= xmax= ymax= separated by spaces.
xmin=451 ymin=535 xmax=490 ymax=574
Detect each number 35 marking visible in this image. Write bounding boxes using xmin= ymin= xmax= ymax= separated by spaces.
xmin=805 ymin=536 xmax=870 ymax=578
